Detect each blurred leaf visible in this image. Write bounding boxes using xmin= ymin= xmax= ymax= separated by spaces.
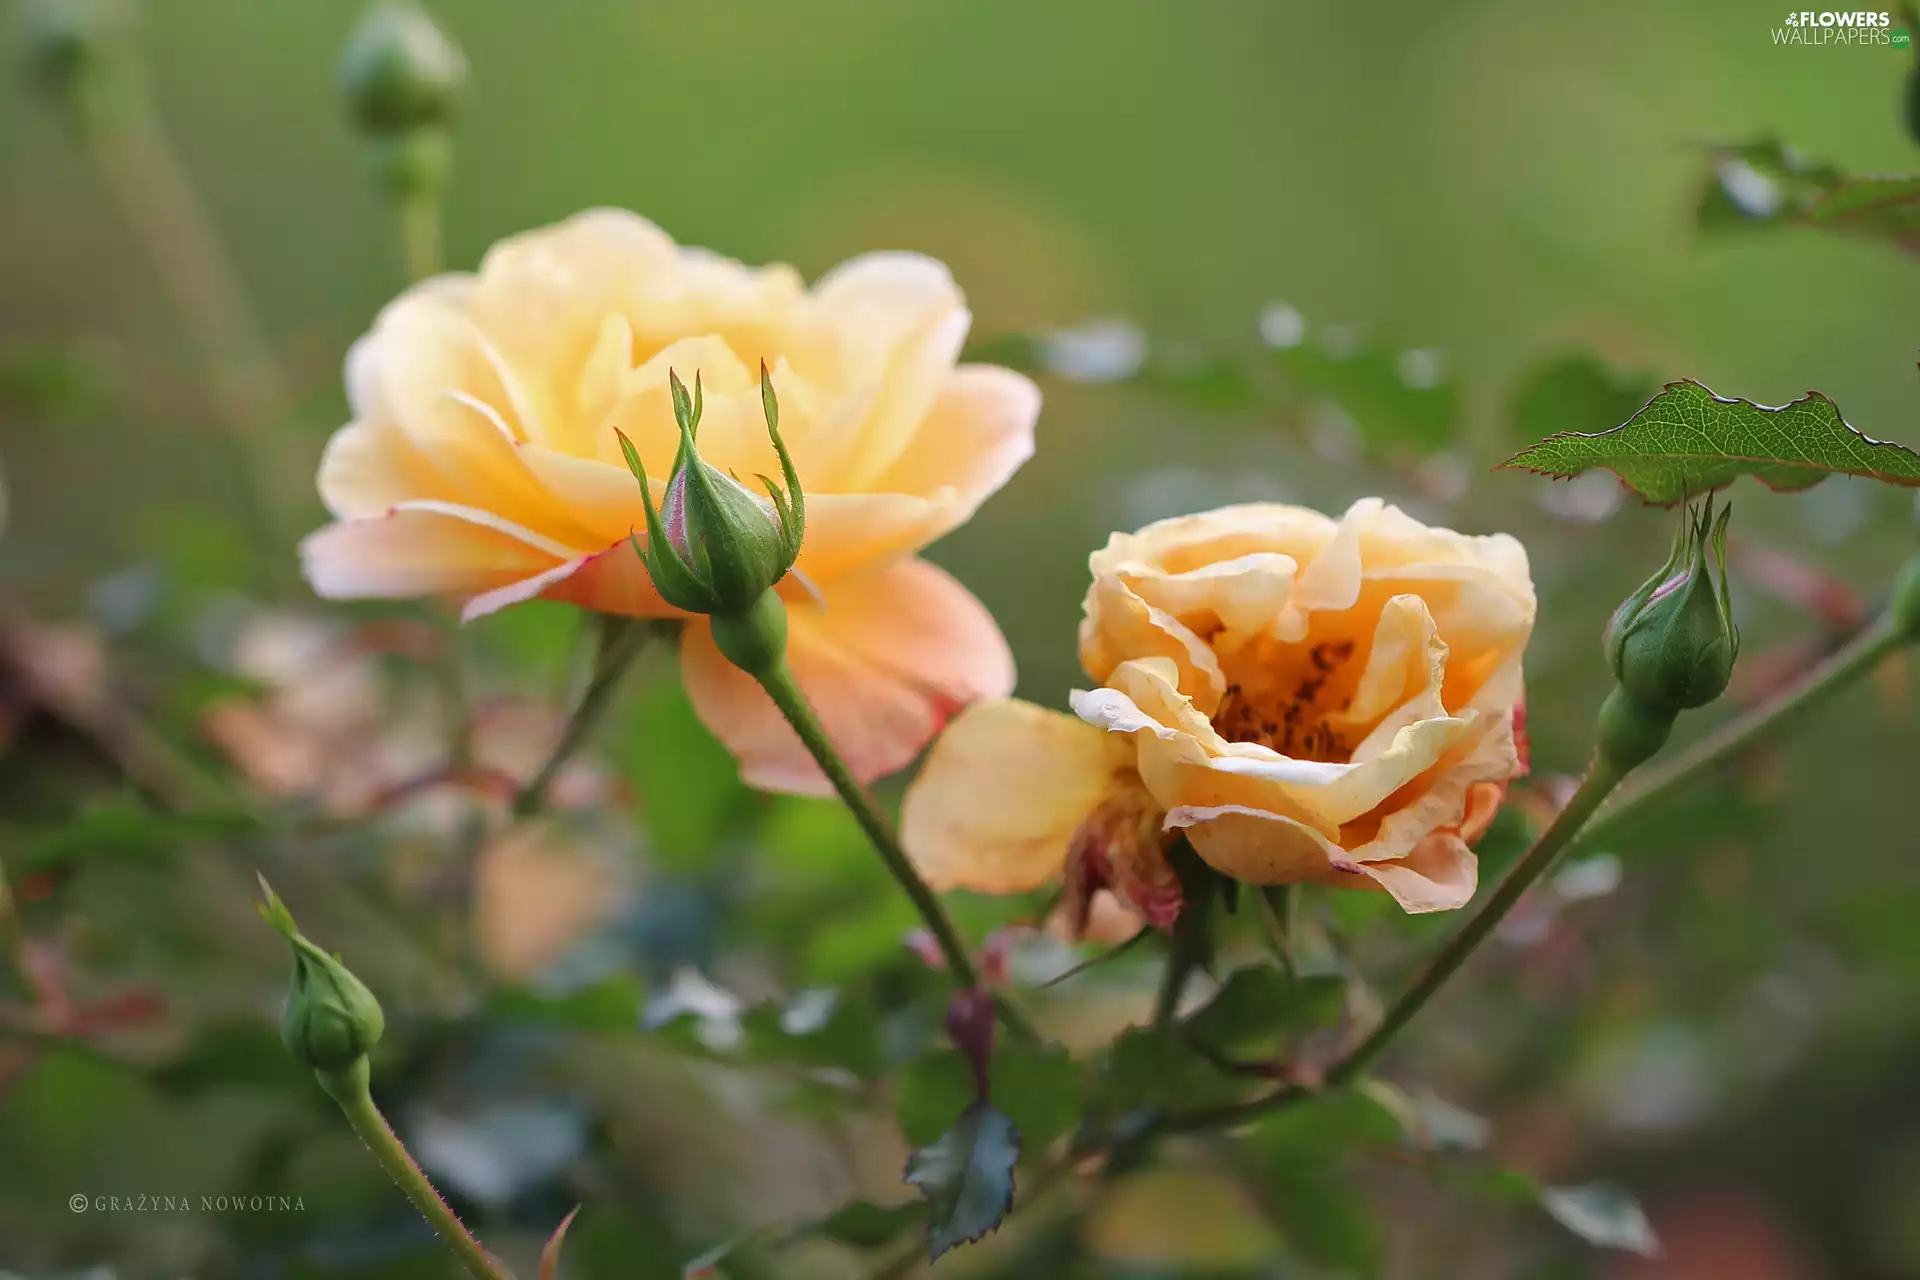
xmin=1472 ymin=803 xmax=1537 ymax=881
xmin=619 ymin=673 xmax=754 ymax=871
xmin=1186 ymin=967 xmax=1346 ymax=1061
xmin=739 ymin=989 xmax=883 ymax=1079
xmin=0 ymin=341 xmax=113 ymax=420
xmin=1256 ymin=1160 xmax=1382 ymax=1276
xmin=993 ymin=1043 xmax=1086 ymax=1153
xmin=815 ymin=1199 xmax=925 ymax=1249
xmin=1254 ymin=1089 xmax=1404 ymax=1153
xmin=1272 ymin=321 xmax=1458 ymax=453
xmin=151 ymin=1019 xmax=307 ymax=1095
xmin=1243 ymin=1092 xmax=1401 ymax=1277
xmin=1501 ymin=380 xmax=1920 ymax=504
xmin=897 ymin=1049 xmax=975 ymax=1147
xmin=1361 ymin=1081 xmax=1491 ymax=1152
xmin=1539 ymin=1183 xmax=1661 ymax=1257
xmin=650 ymin=985 xmax=883 ymax=1082
xmin=1509 ymin=352 xmax=1658 ymax=446
xmin=1698 ymin=138 xmax=1920 ymax=252
xmin=1099 ymin=1025 xmax=1248 ymax=1114
xmin=904 ymin=1100 xmax=1021 ymax=1261
xmin=891 ymin=1041 xmax=1075 ymax=1171
xmin=488 ymin=977 xmax=645 ymax=1033
xmin=12 ymin=793 xmax=258 ymax=875
xmin=1084 ymin=1167 xmax=1281 ymax=1272
xmin=682 ymin=1236 xmax=747 ymax=1278
xmin=141 ymin=506 xmax=257 ymax=597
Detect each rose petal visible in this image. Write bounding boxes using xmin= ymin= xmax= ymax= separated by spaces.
xmin=901 ymin=699 xmax=1126 ymax=893
xmin=680 ymin=557 xmax=1013 ymax=795
xmin=302 ymin=508 xmax=572 ymax=601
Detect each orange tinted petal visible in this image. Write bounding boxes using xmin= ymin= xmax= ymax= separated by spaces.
xmin=301 ymin=508 xmax=561 ymax=601
xmin=901 ymin=699 xmax=1123 ymax=893
xmin=680 ymin=558 xmax=1014 ymax=795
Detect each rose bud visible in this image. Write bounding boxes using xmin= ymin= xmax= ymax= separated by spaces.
xmin=258 ymin=876 xmax=385 ymax=1079
xmin=338 ymin=2 xmax=466 ymax=137
xmin=617 ymin=365 xmax=805 ymax=676
xmin=1606 ymin=497 xmax=1739 ymax=716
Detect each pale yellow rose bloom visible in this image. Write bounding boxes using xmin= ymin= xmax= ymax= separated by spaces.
xmin=301 ymin=210 xmax=1039 ymax=794
xmin=903 ymin=498 xmax=1535 ymax=917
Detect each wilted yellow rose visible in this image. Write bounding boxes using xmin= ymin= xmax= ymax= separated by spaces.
xmin=301 ymin=210 xmax=1038 ymax=793
xmin=903 ymin=498 xmax=1534 ymax=918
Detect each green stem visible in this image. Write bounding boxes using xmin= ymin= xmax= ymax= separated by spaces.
xmin=86 ymin=105 xmax=292 ymax=592
xmin=512 ymin=617 xmax=655 ymax=819
xmin=1155 ymin=609 xmax=1916 ymax=1137
xmin=320 ymin=1061 xmax=513 ymax=1280
xmin=1573 ymin=615 xmax=1906 ymax=854
xmin=1255 ymin=885 xmax=1296 ymax=976
xmin=1327 ymin=757 xmax=1627 ymax=1086
xmin=752 ymin=657 xmax=1041 ymax=1045
xmin=1152 ymin=838 xmax=1217 ymax=1028
xmin=399 ymin=194 xmax=443 ymax=283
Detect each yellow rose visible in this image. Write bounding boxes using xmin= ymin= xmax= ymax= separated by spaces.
xmin=301 ymin=210 xmax=1039 ymax=794
xmin=903 ymin=498 xmax=1534 ymax=917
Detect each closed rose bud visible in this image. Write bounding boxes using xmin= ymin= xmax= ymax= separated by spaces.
xmin=615 ymin=366 xmax=806 ymax=669
xmin=259 ymin=878 xmax=385 ymax=1075
xmin=1606 ymin=498 xmax=1739 ymax=716
xmin=338 ymin=3 xmax=466 ymax=137
xmin=21 ymin=0 xmax=134 ymax=131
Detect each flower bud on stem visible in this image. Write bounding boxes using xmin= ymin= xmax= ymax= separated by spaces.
xmin=258 ymin=879 xmax=511 ymax=1280
xmin=618 ymin=368 xmax=1038 ymax=1047
xmin=1156 ymin=545 xmax=1915 ymax=1140
xmin=339 ymin=3 xmax=466 ymax=279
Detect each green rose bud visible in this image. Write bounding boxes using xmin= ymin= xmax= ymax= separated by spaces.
xmin=338 ymin=3 xmax=467 ymax=137
xmin=1605 ymin=498 xmax=1740 ymax=716
xmin=20 ymin=0 xmax=135 ymax=132
xmin=616 ymin=364 xmax=806 ymax=635
xmin=258 ymin=876 xmax=385 ymax=1075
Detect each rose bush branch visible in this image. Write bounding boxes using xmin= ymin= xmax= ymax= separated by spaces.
xmin=1157 ymin=511 xmax=1920 ymax=1138
xmin=613 ymin=366 xmax=1038 ymax=1041
xmin=259 ymin=879 xmax=513 ymax=1280
xmin=27 ymin=1 xmax=292 ymax=587
xmin=512 ymin=615 xmax=661 ymax=818
xmin=339 ymin=3 xmax=468 ymax=284
xmin=1575 ymin=552 xmax=1920 ymax=853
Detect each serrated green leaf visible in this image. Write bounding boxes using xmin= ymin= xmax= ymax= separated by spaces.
xmin=1539 ymin=1183 xmax=1661 ymax=1257
xmin=904 ymin=1101 xmax=1021 ymax=1261
xmin=1501 ymin=379 xmax=1920 ymax=504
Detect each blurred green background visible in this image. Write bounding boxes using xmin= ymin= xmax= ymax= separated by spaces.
xmin=3 ymin=1 xmax=1920 ymax=1277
